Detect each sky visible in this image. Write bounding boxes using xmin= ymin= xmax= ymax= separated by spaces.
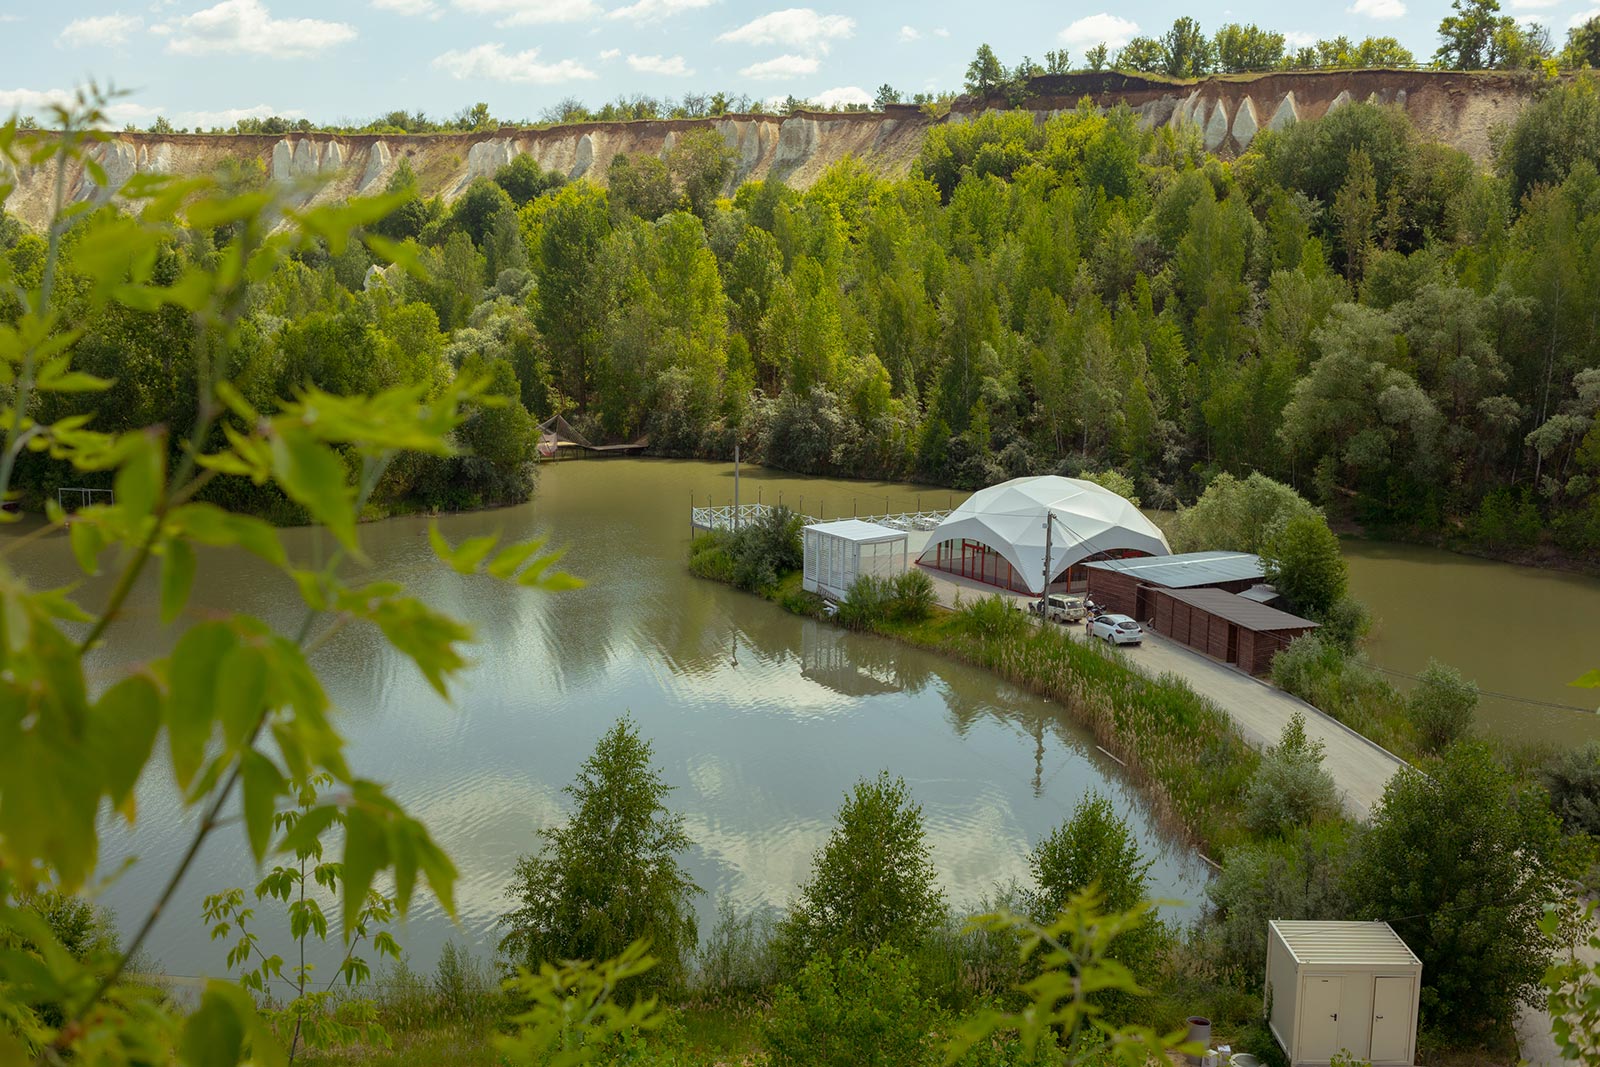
xmin=2 ymin=0 xmax=1598 ymax=129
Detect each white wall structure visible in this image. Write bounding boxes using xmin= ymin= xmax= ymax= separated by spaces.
xmin=802 ymin=520 xmax=909 ymax=602
xmin=1267 ymin=921 xmax=1422 ymax=1067
xmin=916 ymin=476 xmax=1171 ymax=595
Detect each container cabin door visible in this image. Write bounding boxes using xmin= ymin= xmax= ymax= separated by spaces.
xmin=1369 ymin=977 xmax=1413 ymax=1063
xmin=1299 ymin=975 xmax=1344 ymax=1063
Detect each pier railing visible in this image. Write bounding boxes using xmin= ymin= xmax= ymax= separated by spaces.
xmin=691 ymin=502 xmax=950 ymax=533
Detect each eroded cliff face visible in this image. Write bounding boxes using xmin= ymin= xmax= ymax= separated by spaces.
xmin=1 ymin=70 xmax=1536 ymax=229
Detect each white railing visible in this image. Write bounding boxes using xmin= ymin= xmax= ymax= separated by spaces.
xmin=57 ymin=487 xmax=113 ymax=513
xmin=691 ymin=502 xmax=950 ymax=533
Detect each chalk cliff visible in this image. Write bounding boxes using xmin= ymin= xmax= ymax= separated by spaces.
xmin=2 ymin=70 xmax=1539 ymax=229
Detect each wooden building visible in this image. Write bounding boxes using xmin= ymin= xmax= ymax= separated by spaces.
xmin=1153 ymin=587 xmax=1319 ymax=675
xmin=1083 ymin=550 xmax=1265 ymax=620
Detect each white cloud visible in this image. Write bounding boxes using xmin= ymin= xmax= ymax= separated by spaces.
xmin=718 ymin=8 xmax=854 ymax=53
xmin=738 ymin=53 xmax=819 ymax=79
xmin=932 ymin=27 xmax=949 ymax=37
xmin=178 ymin=103 xmax=306 ymax=127
xmin=1283 ymin=30 xmax=1317 ymax=48
xmin=599 ymin=47 xmax=621 ymax=59
xmin=1347 ymin=0 xmax=1406 ymax=18
xmin=1571 ymin=5 xmax=1600 ymax=26
xmin=1058 ymin=12 xmax=1139 ymax=51
xmin=58 ymin=13 xmax=144 ymax=47
xmin=154 ymin=0 xmax=356 ymax=57
xmin=451 ymin=0 xmax=600 ymax=25
xmin=432 ymin=42 xmax=597 ymax=82
xmin=898 ymin=25 xmax=919 ymax=41
xmin=607 ymin=0 xmax=714 ymax=21
xmin=627 ymin=53 xmax=693 ymax=75
xmin=1508 ymin=0 xmax=1559 ymax=8
xmin=0 ymin=89 xmax=163 ymax=128
xmin=372 ymin=0 xmax=440 ymax=16
xmin=0 ymin=15 xmax=22 ymax=23
xmin=812 ymin=85 xmax=869 ymax=107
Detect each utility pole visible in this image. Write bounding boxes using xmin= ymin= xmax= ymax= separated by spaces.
xmin=733 ymin=441 xmax=740 ymax=530
xmin=1042 ymin=511 xmax=1052 ymax=598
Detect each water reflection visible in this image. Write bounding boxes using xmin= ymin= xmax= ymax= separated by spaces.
xmin=13 ymin=458 xmax=1211 ymax=979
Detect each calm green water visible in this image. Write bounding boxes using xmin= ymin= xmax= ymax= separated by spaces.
xmin=10 ymin=458 xmax=1207 ymax=981
xmin=1344 ymin=540 xmax=1600 ymax=746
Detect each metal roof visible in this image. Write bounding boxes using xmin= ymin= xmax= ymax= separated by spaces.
xmin=1084 ymin=550 xmax=1264 ymax=588
xmin=1158 ymin=586 xmax=1319 ymax=632
xmin=804 ymin=519 xmax=908 ymax=544
xmin=1271 ymin=921 xmax=1422 ymax=968
xmin=1238 ymin=583 xmax=1282 ymax=604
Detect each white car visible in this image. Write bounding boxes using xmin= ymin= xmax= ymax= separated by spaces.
xmin=1088 ymin=613 xmax=1143 ymax=646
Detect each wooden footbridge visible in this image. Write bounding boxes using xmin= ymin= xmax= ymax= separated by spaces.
xmin=536 ymin=415 xmax=648 ymax=458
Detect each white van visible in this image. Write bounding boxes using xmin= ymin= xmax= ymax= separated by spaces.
xmin=1031 ymin=594 xmax=1085 ymax=623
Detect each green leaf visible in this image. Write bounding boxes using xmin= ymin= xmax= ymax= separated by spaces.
xmin=160 ymin=538 xmax=197 ymax=624
xmin=165 ymin=622 xmax=237 ymax=790
xmin=170 ymin=503 xmax=287 ymax=567
xmin=485 ymin=537 xmax=548 ymax=580
xmin=429 ymin=525 xmax=499 ymax=575
xmin=181 ymin=987 xmax=245 ymax=1067
xmin=113 ymin=431 xmax=165 ymax=526
xmin=1572 ymin=670 xmax=1600 ymax=689
xmin=68 ymin=517 xmax=107 ymax=576
xmin=215 ymin=643 xmax=269 ymax=751
xmin=341 ymin=805 xmax=388 ymax=935
xmin=269 ymin=427 xmax=358 ymax=553
xmin=200 ymin=980 xmax=288 ymax=1067
xmin=240 ymin=751 xmax=285 ymax=865
xmin=89 ymin=675 xmax=162 ymax=816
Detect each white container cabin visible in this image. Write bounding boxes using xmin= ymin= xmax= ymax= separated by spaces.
xmin=802 ymin=520 xmax=909 ymax=602
xmin=1266 ymin=920 xmax=1422 ymax=1067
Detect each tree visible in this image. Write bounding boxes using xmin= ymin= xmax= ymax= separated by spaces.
xmin=1027 ymin=791 xmax=1151 ymax=920
xmin=1262 ymin=513 xmax=1349 ymax=619
xmin=1161 ymin=17 xmax=1214 ymax=77
xmin=667 ymin=127 xmax=737 ymax=218
xmin=1085 ymin=43 xmax=1109 ymax=71
xmin=607 ymin=152 xmax=675 ymax=221
xmin=1539 ymin=741 xmax=1600 ymax=836
xmin=1045 ymin=49 xmax=1072 ymax=74
xmin=1213 ymin=23 xmax=1285 ymax=72
xmin=873 ymin=84 xmax=902 ymax=108
xmin=1243 ymin=713 xmax=1340 ymax=836
xmin=1115 ymin=37 xmax=1166 ymax=72
xmin=1435 ymin=0 xmax=1516 ymax=69
xmin=1347 ymin=742 xmax=1583 ymax=1034
xmin=1333 ymin=148 xmax=1379 ymax=283
xmin=1406 ymin=659 xmax=1478 ymax=752
xmin=1206 ymin=824 xmax=1352 ymax=978
xmin=779 ymin=772 xmax=946 ymax=962
xmin=1568 ymin=16 xmax=1600 ymax=68
xmin=1170 ymin=472 xmax=1322 ymax=554
xmin=495 ymin=153 xmax=565 ymax=207
xmin=499 ymin=718 xmax=700 ymax=996
xmin=965 ymin=43 xmax=1005 ymax=95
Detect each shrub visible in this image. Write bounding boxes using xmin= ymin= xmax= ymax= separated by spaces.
xmin=696 ymin=899 xmax=783 ymax=997
xmin=891 ymin=569 xmax=937 ymax=622
xmin=1243 ymin=713 xmax=1341 ymax=837
xmin=1205 ymin=823 xmax=1353 ymax=982
xmin=836 ymin=574 xmax=894 ymax=630
xmin=499 ymin=718 xmax=699 ymax=997
xmin=1538 ymin=742 xmax=1600 ymax=837
xmin=727 ymin=505 xmax=804 ymax=593
xmin=1405 ymin=659 xmax=1478 ymax=752
xmin=431 ymin=940 xmax=497 ymax=1024
xmin=778 ymin=772 xmax=947 ymax=965
xmin=956 ymin=594 xmax=1029 ymax=642
xmin=1170 ymin=472 xmax=1321 ymax=554
xmin=1316 ymin=596 xmax=1372 ymax=654
xmin=763 ymin=946 xmax=934 ymax=1067
xmin=1346 ymin=742 xmax=1584 ymax=1034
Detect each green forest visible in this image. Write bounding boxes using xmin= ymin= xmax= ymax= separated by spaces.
xmin=12 ymin=74 xmax=1600 ymax=556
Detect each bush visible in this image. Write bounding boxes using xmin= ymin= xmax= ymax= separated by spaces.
xmin=431 ymin=941 xmax=497 ymax=1024
xmin=1316 ymin=596 xmax=1372 ymax=654
xmin=956 ymin=594 xmax=1028 ymax=642
xmin=1170 ymin=472 xmax=1321 ymax=554
xmin=1205 ymin=823 xmax=1353 ymax=982
xmin=1538 ymin=742 xmax=1600 ymax=837
xmin=726 ymin=506 xmax=804 ymax=593
xmin=1405 ymin=659 xmax=1478 ymax=752
xmin=1027 ymin=791 xmax=1152 ymax=920
xmin=778 ymin=772 xmax=947 ymax=965
xmin=696 ymin=899 xmax=783 ymax=997
xmin=891 ymin=569 xmax=937 ymax=622
xmin=836 ymin=574 xmax=894 ymax=630
xmin=1243 ymin=713 xmax=1341 ymax=837
xmin=499 ymin=718 xmax=699 ymax=997
xmin=763 ymin=946 xmax=935 ymax=1067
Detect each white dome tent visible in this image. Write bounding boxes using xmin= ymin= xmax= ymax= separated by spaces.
xmin=917 ymin=476 xmax=1171 ymax=596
